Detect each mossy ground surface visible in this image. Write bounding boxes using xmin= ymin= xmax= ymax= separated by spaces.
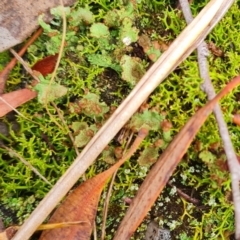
xmin=0 ymin=0 xmax=240 ymax=239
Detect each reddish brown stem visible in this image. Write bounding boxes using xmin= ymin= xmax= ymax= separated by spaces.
xmin=167 ymin=182 xmax=200 ymax=205
xmin=0 ymin=28 xmax=43 ymax=94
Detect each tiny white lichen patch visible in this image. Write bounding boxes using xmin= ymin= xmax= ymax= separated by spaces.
xmin=122 ymin=36 xmax=131 ymax=46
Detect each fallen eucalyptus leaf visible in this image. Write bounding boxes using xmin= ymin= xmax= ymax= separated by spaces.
xmin=114 ymin=75 xmax=240 ymax=239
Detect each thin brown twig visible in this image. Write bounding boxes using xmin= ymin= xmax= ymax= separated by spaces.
xmin=167 ymin=182 xmax=200 ymax=205
xmin=101 ymin=170 xmax=117 ymax=240
xmin=101 ymin=131 xmax=134 ymax=240
xmin=0 ymin=28 xmax=43 ymax=94
xmin=9 ymin=49 xmax=40 ymax=83
xmin=179 ymin=0 xmax=240 ymax=238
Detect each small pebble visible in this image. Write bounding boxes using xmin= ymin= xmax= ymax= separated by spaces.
xmin=145 ymin=221 xmax=171 ymax=240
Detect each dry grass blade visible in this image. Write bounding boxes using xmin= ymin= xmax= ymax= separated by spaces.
xmin=12 ymin=1 xmax=234 ymax=239
xmin=101 ymin=132 xmax=134 ymax=240
xmin=114 ymin=75 xmax=240 ymax=239
xmin=9 ymin=49 xmax=40 ymax=83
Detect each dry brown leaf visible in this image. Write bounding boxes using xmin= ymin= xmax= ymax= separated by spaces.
xmin=0 ymin=53 xmax=59 ymax=117
xmin=39 ymin=129 xmax=148 ymax=240
xmin=32 ymin=54 xmax=59 ymax=77
xmin=0 ymin=89 xmax=37 ymax=117
xmin=114 ymin=75 xmax=240 ymax=239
